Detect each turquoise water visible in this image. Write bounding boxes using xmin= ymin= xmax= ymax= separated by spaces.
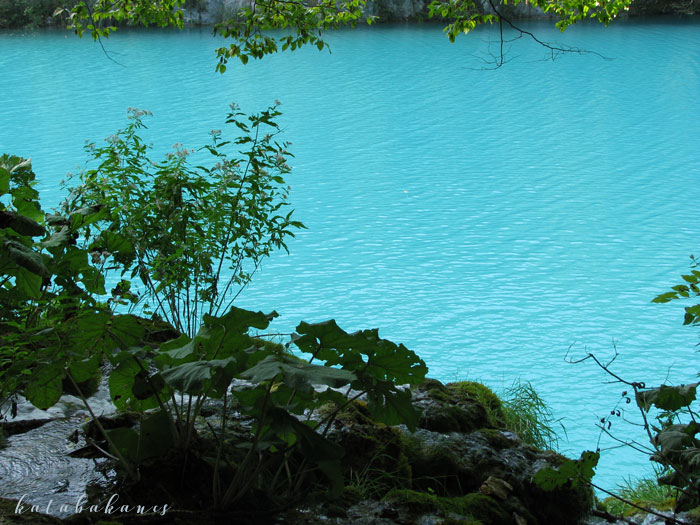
xmin=1 ymin=18 xmax=700 ymax=491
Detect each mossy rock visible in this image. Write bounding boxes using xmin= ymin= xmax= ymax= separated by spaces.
xmin=444 ymin=493 xmax=512 ymax=524
xmin=446 ymin=382 xmax=505 ymax=428
xmin=402 ymin=433 xmax=469 ymax=495
xmin=413 ymin=379 xmax=490 ymax=433
xmin=319 ymin=399 xmax=376 ymax=427
xmin=335 ymin=417 xmax=412 ymax=497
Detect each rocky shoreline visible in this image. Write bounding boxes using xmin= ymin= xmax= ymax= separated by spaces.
xmin=183 ymin=0 xmax=700 ymax=25
xmin=0 ymin=378 xmax=593 ymax=524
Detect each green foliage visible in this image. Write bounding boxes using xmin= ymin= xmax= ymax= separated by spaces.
xmin=92 ymin=305 xmax=427 ymax=510
xmin=63 ymin=103 xmax=302 ymax=337
xmin=63 ymin=0 xmax=635 ymax=68
xmin=639 ymin=262 xmax=700 ymax=510
xmin=293 ymin=319 xmax=428 ymax=429
xmin=212 ymin=0 xmax=373 ymax=71
xmin=430 ymin=0 xmax=633 ymax=41
xmin=65 ymin=0 xmax=185 ymax=38
xmin=653 ymin=258 xmax=700 ymax=326
xmin=533 ymin=450 xmax=600 ymax=490
xmin=0 ymin=0 xmax=75 ymax=28
xmin=0 ymin=154 xmax=115 ymax=415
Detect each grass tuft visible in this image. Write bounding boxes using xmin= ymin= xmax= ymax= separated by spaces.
xmin=500 ymin=379 xmax=563 ymax=451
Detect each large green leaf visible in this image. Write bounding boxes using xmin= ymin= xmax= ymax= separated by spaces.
xmin=204 ymin=306 xmax=278 ymax=334
xmin=636 ymin=383 xmax=698 ymax=412
xmin=366 ymin=382 xmax=421 ymax=430
xmin=137 ymin=409 xmax=175 ymax=461
xmin=4 ymin=239 xmax=49 ymax=277
xmin=68 ymin=353 xmax=101 ymax=383
xmin=109 ymin=357 xmax=160 ymax=411
xmin=24 ymin=364 xmax=64 ymax=410
xmin=41 ymin=225 xmax=72 ymax=249
xmin=12 ymin=186 xmax=43 ymax=223
xmin=293 ymin=320 xmax=428 ymax=386
xmin=241 ymin=354 xmax=355 ymax=391
xmin=0 ymin=165 xmax=9 ymax=195
xmin=73 ymin=312 xmax=146 ymax=355
xmin=160 ymin=357 xmax=237 ymax=397
xmin=653 ymin=423 xmax=699 ymax=453
xmin=14 ymin=266 xmax=43 ymax=298
xmin=533 ymin=451 xmax=599 ymax=490
xmin=104 ymin=426 xmax=139 ymax=463
xmin=154 ymin=334 xmax=196 ymax=366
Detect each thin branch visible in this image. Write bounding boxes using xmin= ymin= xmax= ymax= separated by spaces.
xmin=83 ymin=1 xmax=127 ymax=68
xmin=589 ymin=481 xmax=686 ymax=525
xmin=485 ymin=0 xmax=613 ymax=68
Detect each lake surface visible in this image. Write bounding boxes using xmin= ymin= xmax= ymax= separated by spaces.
xmin=1 ymin=17 xmax=700 ymax=492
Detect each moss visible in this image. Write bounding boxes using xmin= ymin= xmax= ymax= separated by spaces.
xmin=447 ymin=382 xmax=505 ymax=427
xmin=384 ymin=490 xmax=515 ymax=525
xmin=384 ymin=489 xmax=440 ymax=514
xmin=402 ymin=434 xmax=466 ymax=495
xmin=686 ymin=505 xmax=700 ymax=524
xmin=320 ymin=399 xmax=376 ymax=427
xmin=416 ymin=379 xmax=490 ymax=433
xmin=342 ymin=423 xmax=412 ymax=496
xmin=253 ymin=337 xmax=289 ymax=356
xmin=445 ymin=493 xmax=511 ymax=524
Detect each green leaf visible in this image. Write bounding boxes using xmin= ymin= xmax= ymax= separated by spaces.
xmin=154 ymin=335 xmax=196 ymax=366
xmin=41 ymin=225 xmax=72 ymax=249
xmin=68 ymin=353 xmax=101 ymax=383
xmin=137 ymin=409 xmax=175 ymax=461
xmin=24 ymin=364 xmax=64 ymax=410
xmin=533 ymin=451 xmax=599 ymax=490
xmin=366 ymin=384 xmax=421 ymax=430
xmin=104 ymin=426 xmax=139 ymax=463
xmin=241 ymin=354 xmax=355 ymax=391
xmin=653 ymin=423 xmax=699 ymax=458
xmin=109 ymin=357 xmax=160 ymax=411
xmin=0 ymin=166 xmax=9 ymax=195
xmin=652 ymin=292 xmax=679 ymax=304
xmin=4 ymin=239 xmax=50 ymax=277
xmin=203 ymin=306 xmax=278 ymax=334
xmin=636 ymin=383 xmax=698 ymax=412
xmin=0 ymin=210 xmax=45 ymax=237
xmin=14 ymin=266 xmax=43 ymax=297
xmin=99 ymin=230 xmax=135 ymax=258
xmin=69 ymin=205 xmax=106 ymax=229
xmin=160 ymin=357 xmax=237 ymax=397
xmin=70 ymin=313 xmax=144 ymax=355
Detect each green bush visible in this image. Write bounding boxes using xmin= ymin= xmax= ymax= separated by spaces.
xmin=0 ymin=0 xmax=74 ymax=28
